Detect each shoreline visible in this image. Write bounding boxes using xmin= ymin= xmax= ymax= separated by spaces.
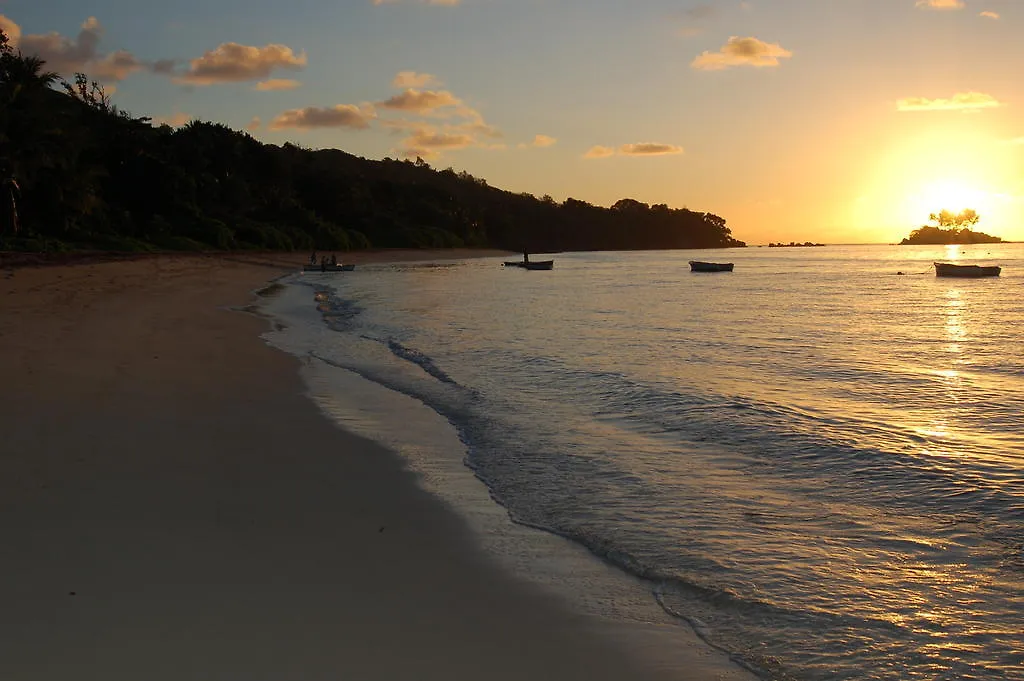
xmin=0 ymin=251 xmax=752 ymax=681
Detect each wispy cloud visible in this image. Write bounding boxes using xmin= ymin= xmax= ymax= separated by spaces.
xmin=621 ymin=143 xmax=685 ymax=156
xmin=691 ymin=36 xmax=792 ymax=71
xmin=246 ymin=117 xmax=262 ymax=131
xmin=254 ymin=78 xmax=302 ymax=91
xmin=915 ymin=0 xmax=965 ymax=9
xmin=980 ymin=10 xmax=1000 ymax=19
xmin=378 ymin=88 xmax=463 ymax=114
xmin=271 ymin=70 xmax=502 ymax=159
xmin=584 ymin=146 xmax=616 ymax=159
xmin=392 ymin=71 xmax=439 ymax=88
xmin=584 ymin=143 xmax=684 ymax=159
xmin=517 ymin=134 xmax=557 ymax=150
xmin=152 ymin=112 xmax=191 ymax=128
xmin=896 ymin=91 xmax=1002 ymax=112
xmin=176 ymin=42 xmax=307 ymax=86
xmin=269 ymin=103 xmax=376 ymax=130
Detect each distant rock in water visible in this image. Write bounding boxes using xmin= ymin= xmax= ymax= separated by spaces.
xmin=899 ymin=226 xmax=1003 ymax=245
xmin=768 ymin=241 xmax=826 ymax=248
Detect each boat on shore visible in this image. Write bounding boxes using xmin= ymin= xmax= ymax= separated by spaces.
xmin=689 ymin=261 xmax=734 ymax=272
xmin=503 ymin=260 xmax=554 ymax=270
xmin=934 ymin=262 xmax=1000 ymax=278
xmin=303 ymin=263 xmax=355 ymax=273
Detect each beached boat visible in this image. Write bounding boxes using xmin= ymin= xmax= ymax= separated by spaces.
xmin=934 ymin=262 xmax=1000 ymax=278
xmin=503 ymin=260 xmax=554 ymax=270
xmin=689 ymin=261 xmax=734 ymax=272
xmin=303 ymin=263 xmax=355 ymax=272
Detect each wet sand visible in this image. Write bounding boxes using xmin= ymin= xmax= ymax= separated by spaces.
xmin=0 ymin=251 xmax=753 ymax=680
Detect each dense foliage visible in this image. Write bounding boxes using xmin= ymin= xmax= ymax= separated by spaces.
xmin=1 ymin=33 xmax=745 ymax=253
xmin=900 ymin=209 xmax=1003 ymax=245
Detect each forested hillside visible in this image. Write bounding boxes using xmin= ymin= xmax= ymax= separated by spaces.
xmin=1 ymin=31 xmax=745 ymax=254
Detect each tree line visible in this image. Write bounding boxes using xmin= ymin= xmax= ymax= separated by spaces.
xmin=1 ymin=31 xmax=745 ymax=254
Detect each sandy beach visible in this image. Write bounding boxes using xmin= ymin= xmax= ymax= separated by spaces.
xmin=0 ymin=251 xmax=751 ymax=681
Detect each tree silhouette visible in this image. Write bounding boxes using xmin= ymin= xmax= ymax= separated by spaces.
xmin=0 ymin=28 xmax=746 ymax=254
xmin=900 ymin=209 xmax=1002 ymax=245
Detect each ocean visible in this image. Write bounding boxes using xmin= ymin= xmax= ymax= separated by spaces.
xmin=258 ymin=244 xmax=1024 ymax=681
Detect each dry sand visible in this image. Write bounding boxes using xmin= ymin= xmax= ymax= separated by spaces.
xmin=0 ymin=251 xmax=752 ymax=680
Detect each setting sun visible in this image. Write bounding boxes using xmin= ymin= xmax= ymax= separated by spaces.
xmin=847 ymin=122 xmax=1020 ymax=243
xmin=904 ymin=179 xmax=994 ymax=224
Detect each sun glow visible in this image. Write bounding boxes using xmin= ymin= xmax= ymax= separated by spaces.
xmin=847 ymin=125 xmax=1022 ymax=242
xmin=903 ymin=179 xmax=994 ymax=225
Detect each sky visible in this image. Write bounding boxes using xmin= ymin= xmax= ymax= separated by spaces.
xmin=3 ymin=0 xmax=1024 ymax=245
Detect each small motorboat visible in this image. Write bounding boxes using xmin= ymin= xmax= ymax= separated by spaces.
xmin=303 ymin=263 xmax=355 ymax=272
xmin=689 ymin=261 xmax=734 ymax=272
xmin=934 ymin=262 xmax=1000 ymax=278
xmin=503 ymin=260 xmax=554 ymax=270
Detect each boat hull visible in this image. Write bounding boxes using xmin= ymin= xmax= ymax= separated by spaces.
xmin=503 ymin=260 xmax=554 ymax=270
xmin=934 ymin=262 xmax=1000 ymax=278
xmin=689 ymin=261 xmax=734 ymax=272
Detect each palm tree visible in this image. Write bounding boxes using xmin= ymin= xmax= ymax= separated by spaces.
xmin=1 ymin=34 xmax=60 ymax=236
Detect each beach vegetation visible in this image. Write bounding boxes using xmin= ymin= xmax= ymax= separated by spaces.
xmin=0 ymin=30 xmax=745 ymax=254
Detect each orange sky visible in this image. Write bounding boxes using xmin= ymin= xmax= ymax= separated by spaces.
xmin=3 ymin=0 xmax=1022 ymax=244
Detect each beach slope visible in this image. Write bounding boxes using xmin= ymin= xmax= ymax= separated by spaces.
xmin=0 ymin=253 xmax=750 ymax=681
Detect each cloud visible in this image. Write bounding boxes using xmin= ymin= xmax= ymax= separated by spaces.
xmin=12 ymin=16 xmax=145 ymax=81
xmin=89 ymin=50 xmax=144 ymax=81
xmin=620 ymin=143 xmax=684 ymax=156
xmin=915 ymin=0 xmax=965 ymax=9
xmin=516 ymin=134 xmax=557 ymax=150
xmin=980 ymin=10 xmax=1000 ymax=19
xmin=378 ymin=88 xmax=463 ymax=114
xmin=392 ymin=71 xmax=438 ymax=88
xmin=269 ymin=103 xmax=376 ymax=130
xmin=584 ymin=146 xmax=616 ymax=159
xmin=153 ymin=112 xmax=191 ymax=128
xmin=692 ymin=36 xmax=792 ymax=70
xmin=0 ymin=14 xmax=21 ymax=44
xmin=151 ymin=59 xmax=178 ymax=75
xmin=246 ymin=117 xmax=262 ymax=131
xmin=254 ymin=78 xmax=301 ymax=91
xmin=274 ymin=72 xmax=500 ymax=160
xmin=896 ymin=91 xmax=1001 ymax=112
xmin=584 ymin=143 xmax=684 ymax=158
xmin=177 ymin=42 xmax=307 ymax=85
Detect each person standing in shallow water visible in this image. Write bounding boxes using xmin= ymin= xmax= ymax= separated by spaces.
xmin=523 ymin=251 xmax=530 ymax=264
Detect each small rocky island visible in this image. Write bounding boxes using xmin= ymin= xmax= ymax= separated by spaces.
xmin=768 ymin=241 xmax=826 ymax=248
xmin=900 ymin=209 xmax=1003 ymax=245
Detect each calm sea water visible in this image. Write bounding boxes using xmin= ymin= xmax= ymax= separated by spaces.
xmin=261 ymin=244 xmax=1024 ymax=681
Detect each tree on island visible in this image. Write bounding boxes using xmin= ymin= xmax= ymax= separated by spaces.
xmin=899 ymin=209 xmax=1003 ymax=245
